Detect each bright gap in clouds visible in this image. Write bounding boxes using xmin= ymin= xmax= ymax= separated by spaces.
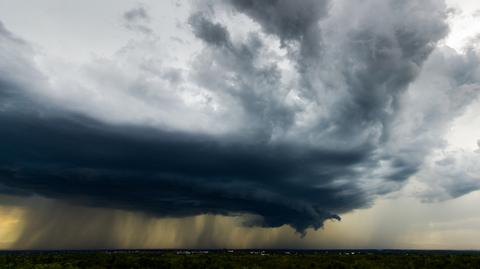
xmin=445 ymin=0 xmax=480 ymax=52
xmin=444 ymin=0 xmax=480 ymax=152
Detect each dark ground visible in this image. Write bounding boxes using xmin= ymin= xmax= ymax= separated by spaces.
xmin=1 ymin=250 xmax=480 ymax=269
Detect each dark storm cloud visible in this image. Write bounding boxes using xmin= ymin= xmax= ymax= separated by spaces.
xmin=218 ymin=0 xmax=448 ymax=145
xmin=0 ymin=16 xmax=362 ymax=232
xmin=318 ymin=1 xmax=447 ymax=138
xmin=191 ymin=0 xmax=449 ymax=185
xmin=1 ymin=0 xmax=478 ymax=235
xmin=0 ymin=17 xmax=364 ymax=231
xmin=0 ymin=107 xmax=368 ymax=232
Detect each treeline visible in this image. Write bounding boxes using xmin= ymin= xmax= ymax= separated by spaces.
xmin=1 ymin=252 xmax=480 ymax=269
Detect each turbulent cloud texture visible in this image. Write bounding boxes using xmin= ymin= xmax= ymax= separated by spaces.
xmin=1 ymin=0 xmax=479 ymax=234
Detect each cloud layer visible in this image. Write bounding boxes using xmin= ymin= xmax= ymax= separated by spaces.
xmin=1 ymin=0 xmax=479 ymax=234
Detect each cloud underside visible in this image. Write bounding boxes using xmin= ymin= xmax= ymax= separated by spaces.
xmin=1 ymin=111 xmax=366 ymax=231
xmin=1 ymin=0 xmax=480 ymax=234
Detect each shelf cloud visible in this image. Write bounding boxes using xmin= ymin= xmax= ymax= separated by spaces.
xmin=1 ymin=0 xmax=480 ymax=236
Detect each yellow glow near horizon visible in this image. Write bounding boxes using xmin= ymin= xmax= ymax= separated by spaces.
xmin=0 ymin=206 xmax=24 ymax=249
xmin=1 ymin=191 xmax=480 ymax=250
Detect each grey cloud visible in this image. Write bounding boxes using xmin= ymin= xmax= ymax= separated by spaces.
xmin=123 ymin=6 xmax=153 ymax=34
xmin=190 ymin=0 xmax=480 ymax=203
xmin=397 ymin=46 xmax=480 ymax=201
xmin=227 ymin=0 xmax=328 ymax=41
xmin=1 ymin=0 xmax=480 ymax=236
xmin=188 ymin=13 xmax=296 ymax=140
xmin=0 ymin=106 xmax=366 ymax=232
xmin=0 ymin=21 xmax=363 ymax=232
xmin=0 ymin=20 xmax=47 ymax=110
xmin=0 ymin=17 xmax=356 ymax=233
xmin=203 ymin=0 xmax=449 ymax=178
xmin=226 ymin=0 xmax=328 ymax=83
xmin=418 ymin=152 xmax=480 ymax=202
xmin=189 ymin=13 xmax=231 ymax=47
xmin=219 ymin=0 xmax=448 ymax=143
xmin=0 ymin=21 xmax=26 ymax=44
xmin=123 ymin=6 xmax=150 ymax=22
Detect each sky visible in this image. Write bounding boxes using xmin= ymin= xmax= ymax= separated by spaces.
xmin=0 ymin=0 xmax=480 ymax=250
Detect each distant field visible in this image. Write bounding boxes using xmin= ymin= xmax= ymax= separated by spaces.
xmin=1 ymin=250 xmax=480 ymax=269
